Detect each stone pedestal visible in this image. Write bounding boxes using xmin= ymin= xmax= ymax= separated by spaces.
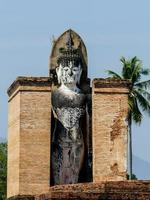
xmin=7 ymin=77 xmax=52 ymax=198
xmin=7 ymin=181 xmax=150 ymax=200
xmin=92 ymin=79 xmax=130 ymax=182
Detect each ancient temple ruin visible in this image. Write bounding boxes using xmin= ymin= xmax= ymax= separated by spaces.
xmin=7 ymin=29 xmax=136 ymax=199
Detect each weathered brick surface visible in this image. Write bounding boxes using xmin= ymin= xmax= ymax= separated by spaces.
xmin=36 ymin=181 xmax=150 ymax=200
xmin=92 ymin=79 xmax=129 ymax=182
xmin=7 ymin=77 xmax=52 ymax=198
xmin=7 ymin=93 xmax=20 ymax=197
xmin=8 ymin=181 xmax=150 ymax=200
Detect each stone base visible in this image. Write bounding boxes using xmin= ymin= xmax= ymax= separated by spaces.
xmin=8 ymin=195 xmax=34 ymax=200
xmin=8 ymin=181 xmax=150 ymax=200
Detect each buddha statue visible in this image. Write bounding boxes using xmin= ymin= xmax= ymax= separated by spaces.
xmin=51 ymin=31 xmax=86 ymax=185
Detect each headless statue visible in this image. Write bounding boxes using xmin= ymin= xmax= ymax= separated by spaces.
xmin=51 ymin=41 xmax=86 ymax=185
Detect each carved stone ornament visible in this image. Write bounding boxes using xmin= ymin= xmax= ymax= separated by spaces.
xmin=49 ymin=29 xmax=88 ymax=88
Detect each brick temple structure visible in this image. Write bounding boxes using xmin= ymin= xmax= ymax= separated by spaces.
xmin=7 ymin=30 xmax=150 ymax=199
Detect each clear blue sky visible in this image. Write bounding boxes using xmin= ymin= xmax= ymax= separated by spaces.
xmin=0 ymin=0 xmax=150 ymax=179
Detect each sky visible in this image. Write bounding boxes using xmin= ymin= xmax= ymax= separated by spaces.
xmin=0 ymin=0 xmax=150 ymax=179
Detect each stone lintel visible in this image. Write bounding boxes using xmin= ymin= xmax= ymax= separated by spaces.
xmin=93 ymin=78 xmax=131 ymax=93
xmin=7 ymin=76 xmax=52 ymax=100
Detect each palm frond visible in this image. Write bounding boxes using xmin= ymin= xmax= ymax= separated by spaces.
xmin=120 ymin=57 xmax=138 ymax=80
xmin=131 ymin=56 xmax=140 ymax=63
xmin=141 ymin=68 xmax=150 ymax=75
xmin=134 ymin=90 xmax=150 ymax=116
xmin=106 ymin=70 xmax=122 ymax=79
xmin=131 ymin=56 xmax=140 ymax=74
xmin=130 ymin=96 xmax=142 ymax=124
xmin=120 ymin=56 xmax=126 ymax=64
xmin=121 ymin=57 xmax=132 ymax=79
xmin=135 ymin=80 xmax=150 ymax=90
xmin=135 ymin=88 xmax=150 ymax=101
xmin=131 ymin=59 xmax=142 ymax=84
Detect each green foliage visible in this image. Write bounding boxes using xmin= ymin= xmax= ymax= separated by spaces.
xmin=0 ymin=143 xmax=7 ymax=200
xmin=127 ymin=173 xmax=138 ymax=180
xmin=107 ymin=56 xmax=150 ymax=124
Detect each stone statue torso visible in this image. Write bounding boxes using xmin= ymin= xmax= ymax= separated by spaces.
xmin=52 ymin=86 xmax=86 ymax=130
xmin=51 ymin=86 xmax=86 ymax=185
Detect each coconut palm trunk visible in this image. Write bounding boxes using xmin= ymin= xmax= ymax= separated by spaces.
xmin=128 ymin=112 xmax=132 ymax=179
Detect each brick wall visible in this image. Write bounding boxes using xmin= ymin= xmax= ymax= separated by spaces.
xmin=7 ymin=77 xmax=52 ymax=198
xmin=92 ymin=79 xmax=130 ymax=182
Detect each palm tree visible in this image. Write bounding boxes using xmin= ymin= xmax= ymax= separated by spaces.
xmin=107 ymin=56 xmax=150 ymax=179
